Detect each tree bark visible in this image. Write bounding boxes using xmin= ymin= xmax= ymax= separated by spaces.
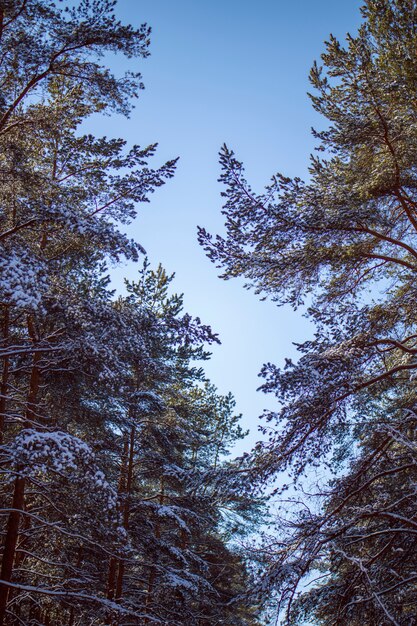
xmin=144 ymin=478 xmax=164 ymax=625
xmin=107 ymin=435 xmax=129 ymax=603
xmin=115 ymin=425 xmax=135 ymax=603
xmin=0 ymin=474 xmax=25 ymax=625
xmin=0 ymin=317 xmax=41 ymax=624
xmin=0 ymin=305 xmax=9 ymax=442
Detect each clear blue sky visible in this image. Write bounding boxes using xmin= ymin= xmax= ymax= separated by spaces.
xmin=103 ymin=0 xmax=362 ymax=453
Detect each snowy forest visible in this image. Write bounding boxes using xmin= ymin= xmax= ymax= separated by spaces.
xmin=1 ymin=0 xmax=417 ymax=625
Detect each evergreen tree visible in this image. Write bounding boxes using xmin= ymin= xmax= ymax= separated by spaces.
xmin=0 ymin=1 xmax=263 ymax=624
xmin=199 ymin=1 xmax=417 ymax=623
xmin=108 ymin=263 xmax=263 ymax=626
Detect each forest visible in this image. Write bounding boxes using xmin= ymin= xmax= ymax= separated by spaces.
xmin=1 ymin=0 xmax=417 ymax=625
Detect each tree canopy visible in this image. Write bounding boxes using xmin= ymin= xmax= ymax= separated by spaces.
xmin=0 ymin=1 xmax=263 ymax=624
xmin=199 ymin=1 xmax=417 ymax=623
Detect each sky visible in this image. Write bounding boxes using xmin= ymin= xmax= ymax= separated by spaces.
xmin=101 ymin=0 xmax=363 ymax=454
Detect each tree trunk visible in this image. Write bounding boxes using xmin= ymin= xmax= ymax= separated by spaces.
xmin=144 ymin=478 xmax=164 ymax=625
xmin=0 ymin=305 xmax=10 ymax=442
xmin=67 ymin=547 xmax=83 ymax=626
xmin=25 ymin=316 xmax=41 ymax=426
xmin=0 ymin=318 xmax=41 ymax=624
xmin=107 ymin=435 xmax=129 ymax=603
xmin=0 ymin=474 xmax=25 ymax=625
xmin=115 ymin=425 xmax=135 ymax=603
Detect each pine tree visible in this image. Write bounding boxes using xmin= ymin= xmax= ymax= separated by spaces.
xmin=0 ymin=0 xmax=174 ymax=622
xmin=0 ymin=2 xmax=264 ymax=624
xmin=199 ymin=1 xmax=417 ymax=623
xmin=109 ymin=263 xmax=264 ymax=626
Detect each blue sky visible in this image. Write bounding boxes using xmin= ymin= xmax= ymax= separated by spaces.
xmin=104 ymin=0 xmax=362 ymax=452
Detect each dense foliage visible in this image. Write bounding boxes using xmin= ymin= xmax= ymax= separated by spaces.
xmin=0 ymin=1 xmax=263 ymax=624
xmin=199 ymin=1 xmax=417 ymax=624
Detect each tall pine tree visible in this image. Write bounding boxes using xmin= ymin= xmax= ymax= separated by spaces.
xmin=0 ymin=1 xmax=264 ymax=624
xmin=199 ymin=1 xmax=417 ymax=623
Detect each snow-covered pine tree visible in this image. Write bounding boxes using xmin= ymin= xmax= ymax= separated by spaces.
xmin=0 ymin=0 xmax=175 ymax=622
xmin=0 ymin=2 xmax=263 ymax=624
xmin=105 ymin=263 xmax=264 ymax=626
xmin=199 ymin=0 xmax=417 ymax=623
